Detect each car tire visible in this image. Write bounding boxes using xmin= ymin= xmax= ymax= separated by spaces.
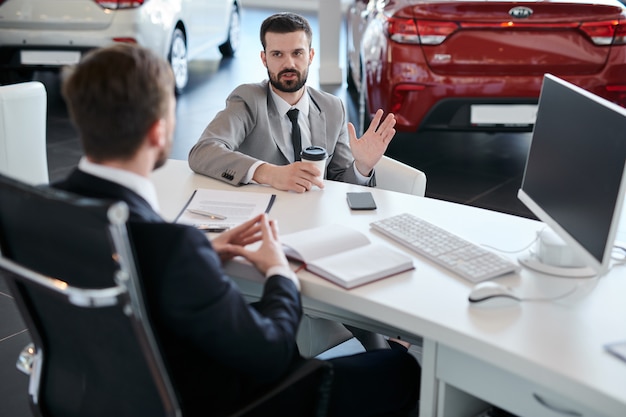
xmin=168 ymin=27 xmax=188 ymax=95
xmin=218 ymin=4 xmax=240 ymax=58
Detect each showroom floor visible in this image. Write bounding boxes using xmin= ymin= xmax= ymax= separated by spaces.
xmin=0 ymin=6 xmax=535 ymax=416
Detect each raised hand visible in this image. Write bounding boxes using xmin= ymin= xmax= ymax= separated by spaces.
xmin=348 ymin=109 xmax=396 ymax=176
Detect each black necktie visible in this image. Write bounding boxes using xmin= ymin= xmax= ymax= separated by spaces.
xmin=287 ymin=108 xmax=302 ymax=161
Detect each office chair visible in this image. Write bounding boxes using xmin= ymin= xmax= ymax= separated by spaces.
xmin=0 ymin=173 xmax=333 ymax=417
xmin=0 ymin=81 xmax=49 ymax=184
xmin=375 ymin=155 xmax=427 ymax=197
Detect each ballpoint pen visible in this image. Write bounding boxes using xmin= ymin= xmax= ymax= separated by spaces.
xmin=196 ymin=225 xmax=229 ymax=233
xmin=186 ymin=208 xmax=227 ymax=220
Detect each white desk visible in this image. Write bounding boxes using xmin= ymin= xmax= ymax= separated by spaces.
xmin=152 ymin=159 xmax=626 ymax=417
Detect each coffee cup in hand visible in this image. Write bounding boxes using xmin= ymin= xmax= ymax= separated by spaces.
xmin=300 ymin=146 xmax=328 ymax=181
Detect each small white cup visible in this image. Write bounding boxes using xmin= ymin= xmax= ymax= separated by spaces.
xmin=300 ymin=146 xmax=328 ymax=181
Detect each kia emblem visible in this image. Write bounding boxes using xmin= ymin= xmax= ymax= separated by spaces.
xmin=509 ymin=6 xmax=533 ymax=19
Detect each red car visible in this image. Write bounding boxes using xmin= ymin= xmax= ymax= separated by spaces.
xmin=347 ymin=0 xmax=626 ymax=132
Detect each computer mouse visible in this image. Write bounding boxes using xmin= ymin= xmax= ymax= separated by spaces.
xmin=468 ymin=281 xmax=521 ymax=304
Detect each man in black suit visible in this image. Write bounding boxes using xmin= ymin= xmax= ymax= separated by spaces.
xmin=55 ymin=43 xmax=420 ymax=417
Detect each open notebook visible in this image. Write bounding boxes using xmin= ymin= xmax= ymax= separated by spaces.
xmin=281 ymin=224 xmax=414 ymax=289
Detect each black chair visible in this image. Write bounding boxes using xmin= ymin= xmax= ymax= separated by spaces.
xmin=0 ymin=173 xmax=333 ymax=417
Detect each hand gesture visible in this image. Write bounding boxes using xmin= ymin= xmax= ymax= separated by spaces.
xmin=215 ymin=213 xmax=290 ymax=275
xmin=348 ymin=109 xmax=396 ymax=176
xmin=211 ymin=213 xmax=264 ymax=263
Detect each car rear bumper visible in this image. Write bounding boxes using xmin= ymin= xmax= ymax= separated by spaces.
xmin=0 ymin=12 xmax=170 ymax=69
xmin=0 ymin=45 xmax=96 ymax=70
xmin=384 ymin=74 xmax=626 ymax=132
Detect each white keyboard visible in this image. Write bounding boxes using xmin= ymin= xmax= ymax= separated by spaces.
xmin=370 ymin=213 xmax=518 ymax=282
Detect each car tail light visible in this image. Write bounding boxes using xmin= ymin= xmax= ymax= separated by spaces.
xmin=94 ymin=0 xmax=147 ymax=10
xmin=456 ymin=19 xmax=626 ymax=46
xmin=388 ymin=17 xmax=626 ymax=46
xmin=579 ymin=20 xmax=626 ymax=45
xmin=387 ymin=18 xmax=458 ymax=45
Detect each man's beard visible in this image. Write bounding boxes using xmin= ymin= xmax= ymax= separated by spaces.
xmin=154 ymin=138 xmax=172 ymax=170
xmin=154 ymin=152 xmax=167 ymax=170
xmin=269 ymin=68 xmax=308 ymax=93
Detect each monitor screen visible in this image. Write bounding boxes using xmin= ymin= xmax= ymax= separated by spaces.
xmin=518 ymin=74 xmax=626 ymax=276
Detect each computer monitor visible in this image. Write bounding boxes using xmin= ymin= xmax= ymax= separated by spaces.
xmin=517 ymin=74 xmax=626 ymax=277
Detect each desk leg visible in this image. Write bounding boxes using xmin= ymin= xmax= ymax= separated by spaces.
xmin=420 ymin=339 xmax=439 ymax=417
xmin=437 ymin=382 xmax=488 ymax=417
xmin=422 ymin=339 xmax=489 ymax=417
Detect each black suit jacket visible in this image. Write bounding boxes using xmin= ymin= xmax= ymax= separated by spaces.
xmin=54 ymin=169 xmax=303 ymax=416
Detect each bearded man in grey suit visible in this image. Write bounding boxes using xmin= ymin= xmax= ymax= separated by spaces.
xmin=188 ymin=12 xmax=396 ymax=193
xmin=189 ymin=12 xmax=403 ymax=354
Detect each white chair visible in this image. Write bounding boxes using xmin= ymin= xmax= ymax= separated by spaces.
xmin=0 ymin=81 xmax=49 ymax=184
xmin=375 ymin=155 xmax=427 ymax=196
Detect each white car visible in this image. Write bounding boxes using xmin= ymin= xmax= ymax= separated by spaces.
xmin=0 ymin=0 xmax=241 ymax=93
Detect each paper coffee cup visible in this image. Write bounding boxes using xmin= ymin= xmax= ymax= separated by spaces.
xmin=301 ymin=146 xmax=328 ymax=180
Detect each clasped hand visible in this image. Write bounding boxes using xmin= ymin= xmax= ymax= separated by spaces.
xmin=210 ymin=213 xmax=290 ymax=275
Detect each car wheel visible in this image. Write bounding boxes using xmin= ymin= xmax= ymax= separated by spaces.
xmin=218 ymin=4 xmax=240 ymax=57
xmin=169 ymin=28 xmax=188 ymax=95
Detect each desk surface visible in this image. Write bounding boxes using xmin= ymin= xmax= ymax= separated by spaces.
xmin=152 ymin=159 xmax=626 ymax=417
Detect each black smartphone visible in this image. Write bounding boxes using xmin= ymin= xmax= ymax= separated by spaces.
xmin=346 ymin=192 xmax=377 ymax=210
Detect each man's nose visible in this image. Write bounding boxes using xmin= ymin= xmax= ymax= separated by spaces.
xmin=284 ymin=55 xmax=296 ymax=67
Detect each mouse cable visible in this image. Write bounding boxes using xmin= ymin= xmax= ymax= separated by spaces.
xmin=521 ymin=282 xmax=585 ymax=303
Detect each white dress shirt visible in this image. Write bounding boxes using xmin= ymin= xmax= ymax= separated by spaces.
xmin=78 ymin=157 xmax=160 ymax=212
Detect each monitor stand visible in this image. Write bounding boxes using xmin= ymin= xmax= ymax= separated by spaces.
xmin=518 ymin=228 xmax=596 ymax=278
xmin=518 ymin=254 xmax=596 ymax=277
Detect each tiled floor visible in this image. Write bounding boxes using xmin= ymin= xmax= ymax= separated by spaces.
xmin=0 ymin=6 xmax=535 ymax=415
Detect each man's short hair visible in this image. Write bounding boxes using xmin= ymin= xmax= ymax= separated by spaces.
xmin=62 ymin=43 xmax=174 ymax=161
xmin=260 ymin=12 xmax=313 ymax=50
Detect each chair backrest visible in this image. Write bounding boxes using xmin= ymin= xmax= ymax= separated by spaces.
xmin=0 ymin=81 xmax=49 ymax=184
xmin=375 ymin=155 xmax=427 ymax=197
xmin=0 ymin=173 xmax=180 ymax=417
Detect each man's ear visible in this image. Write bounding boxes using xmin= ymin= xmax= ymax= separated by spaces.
xmin=309 ymin=47 xmax=315 ymax=65
xmin=261 ymin=50 xmax=267 ymax=68
xmin=147 ymin=118 xmax=166 ymax=148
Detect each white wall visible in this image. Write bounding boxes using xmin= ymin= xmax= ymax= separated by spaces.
xmin=242 ymin=0 xmax=350 ymax=12
xmin=243 ymin=0 xmax=317 ymax=10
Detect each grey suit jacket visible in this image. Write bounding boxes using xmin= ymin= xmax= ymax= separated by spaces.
xmin=188 ymin=80 xmax=374 ymax=186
